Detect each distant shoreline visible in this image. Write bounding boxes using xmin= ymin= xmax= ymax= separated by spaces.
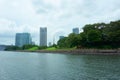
xmin=16 ymin=49 xmax=120 ymax=55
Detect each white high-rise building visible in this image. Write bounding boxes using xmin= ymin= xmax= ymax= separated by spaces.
xmin=40 ymin=27 xmax=47 ymax=46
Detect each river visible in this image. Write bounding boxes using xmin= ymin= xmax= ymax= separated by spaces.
xmin=0 ymin=51 xmax=120 ymax=80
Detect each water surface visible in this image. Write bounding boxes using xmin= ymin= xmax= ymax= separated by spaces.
xmin=0 ymin=51 xmax=120 ymax=80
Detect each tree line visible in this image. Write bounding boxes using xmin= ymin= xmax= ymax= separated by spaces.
xmin=5 ymin=44 xmax=49 ymax=50
xmin=57 ymin=20 xmax=120 ymax=49
xmin=5 ymin=20 xmax=120 ymax=51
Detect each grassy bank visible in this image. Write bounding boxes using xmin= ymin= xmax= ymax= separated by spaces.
xmin=23 ymin=47 xmax=120 ymax=55
xmin=27 ymin=46 xmax=76 ymax=51
xmin=27 ymin=47 xmax=39 ymax=51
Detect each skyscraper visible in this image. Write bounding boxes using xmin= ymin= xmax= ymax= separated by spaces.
xmin=73 ymin=28 xmax=79 ymax=34
xmin=40 ymin=27 xmax=47 ymax=46
xmin=15 ymin=33 xmax=32 ymax=47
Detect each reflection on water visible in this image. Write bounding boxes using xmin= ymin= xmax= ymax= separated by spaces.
xmin=0 ymin=51 xmax=120 ymax=80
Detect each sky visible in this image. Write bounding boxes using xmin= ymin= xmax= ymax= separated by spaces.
xmin=0 ymin=0 xmax=120 ymax=45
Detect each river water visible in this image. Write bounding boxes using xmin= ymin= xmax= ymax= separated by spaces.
xmin=0 ymin=51 xmax=120 ymax=80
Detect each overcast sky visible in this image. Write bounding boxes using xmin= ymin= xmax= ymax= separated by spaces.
xmin=0 ymin=0 xmax=120 ymax=45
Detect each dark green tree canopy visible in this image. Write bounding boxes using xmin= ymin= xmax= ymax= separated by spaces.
xmin=57 ymin=20 xmax=120 ymax=49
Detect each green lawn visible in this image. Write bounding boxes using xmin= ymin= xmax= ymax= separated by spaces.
xmin=45 ymin=47 xmax=57 ymax=51
xmin=27 ymin=46 xmax=76 ymax=51
xmin=45 ymin=47 xmax=76 ymax=51
xmin=28 ymin=47 xmax=39 ymax=51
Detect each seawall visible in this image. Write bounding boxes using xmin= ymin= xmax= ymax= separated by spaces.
xmin=20 ymin=49 xmax=120 ymax=55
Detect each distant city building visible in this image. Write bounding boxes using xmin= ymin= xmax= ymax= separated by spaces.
xmin=59 ymin=36 xmax=65 ymax=40
xmin=15 ymin=33 xmax=32 ymax=47
xmin=40 ymin=27 xmax=47 ymax=46
xmin=31 ymin=41 xmax=35 ymax=45
xmin=48 ymin=42 xmax=52 ymax=47
xmin=73 ymin=28 xmax=79 ymax=34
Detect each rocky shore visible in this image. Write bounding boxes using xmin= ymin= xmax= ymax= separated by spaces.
xmin=19 ymin=48 xmax=120 ymax=55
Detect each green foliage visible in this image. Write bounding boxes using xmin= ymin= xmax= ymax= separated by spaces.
xmin=67 ymin=33 xmax=81 ymax=48
xmin=57 ymin=37 xmax=69 ymax=48
xmin=5 ymin=44 xmax=40 ymax=51
xmin=22 ymin=45 xmax=39 ymax=50
xmin=57 ymin=20 xmax=120 ymax=49
xmin=5 ymin=46 xmax=21 ymax=51
xmin=87 ymin=30 xmax=102 ymax=43
xmin=57 ymin=33 xmax=81 ymax=48
xmin=45 ymin=47 xmax=57 ymax=51
xmin=28 ymin=47 xmax=39 ymax=51
xmin=52 ymin=44 xmax=58 ymax=48
xmin=38 ymin=46 xmax=47 ymax=50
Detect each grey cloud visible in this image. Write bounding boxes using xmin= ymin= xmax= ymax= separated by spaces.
xmin=32 ymin=0 xmax=55 ymax=14
xmin=0 ymin=0 xmax=120 ymax=45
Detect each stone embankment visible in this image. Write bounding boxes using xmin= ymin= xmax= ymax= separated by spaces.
xmin=34 ymin=49 xmax=120 ymax=55
xmin=17 ymin=48 xmax=120 ymax=55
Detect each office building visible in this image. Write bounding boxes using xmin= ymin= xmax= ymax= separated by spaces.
xmin=15 ymin=33 xmax=32 ymax=47
xmin=59 ymin=36 xmax=65 ymax=40
xmin=40 ymin=27 xmax=47 ymax=46
xmin=73 ymin=28 xmax=79 ymax=34
xmin=48 ymin=42 xmax=52 ymax=47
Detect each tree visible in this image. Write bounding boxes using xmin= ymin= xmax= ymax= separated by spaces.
xmin=5 ymin=46 xmax=21 ymax=51
xmin=22 ymin=44 xmax=39 ymax=50
xmin=57 ymin=20 xmax=120 ymax=49
xmin=57 ymin=37 xmax=68 ymax=48
xmin=67 ymin=33 xmax=80 ymax=48
xmin=87 ymin=30 xmax=102 ymax=43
